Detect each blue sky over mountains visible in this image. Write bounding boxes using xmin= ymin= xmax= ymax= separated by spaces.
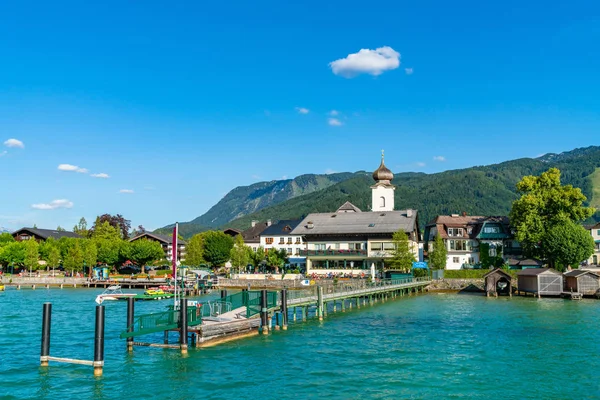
xmin=1 ymin=0 xmax=599 ymax=231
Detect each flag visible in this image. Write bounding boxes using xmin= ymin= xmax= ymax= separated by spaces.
xmin=172 ymin=223 xmax=178 ymax=277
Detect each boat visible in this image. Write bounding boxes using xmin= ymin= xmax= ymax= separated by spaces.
xmin=95 ymin=285 xmax=137 ymax=304
xmin=135 ymin=288 xmax=175 ymax=301
xmin=0 ymin=284 xmax=4 ymax=291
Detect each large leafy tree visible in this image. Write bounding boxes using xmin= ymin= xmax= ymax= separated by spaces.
xmin=184 ymin=234 xmax=205 ymax=266
xmin=73 ymin=217 xmax=89 ymax=237
xmin=91 ymin=214 xmax=131 ymax=239
xmin=91 ymin=220 xmax=122 ymax=241
xmin=201 ymin=231 xmax=234 ymax=267
xmin=0 ymin=241 xmax=26 ymax=268
xmin=0 ymin=232 xmax=15 ymax=245
xmin=542 ymin=220 xmax=595 ymax=271
xmin=510 ymin=168 xmax=595 ymax=263
xmin=47 ymin=246 xmax=61 ymax=272
xmin=429 ymin=234 xmax=447 ymax=270
xmin=24 ymin=239 xmax=40 ymax=272
xmin=389 ymin=229 xmax=416 ymax=272
xmin=95 ymin=239 xmax=123 ymax=267
xmin=266 ymin=248 xmax=286 ymax=272
xmin=123 ymin=239 xmax=164 ymax=267
xmin=229 ymin=235 xmax=250 ymax=273
xmin=63 ymin=240 xmax=84 ymax=272
xmin=81 ymin=239 xmax=98 ymax=272
xmin=248 ymin=246 xmax=266 ymax=268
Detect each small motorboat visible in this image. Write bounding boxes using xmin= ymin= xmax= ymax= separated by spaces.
xmin=136 ymin=288 xmax=175 ymax=301
xmin=0 ymin=284 xmax=5 ymax=291
xmin=95 ymin=285 xmax=137 ymax=304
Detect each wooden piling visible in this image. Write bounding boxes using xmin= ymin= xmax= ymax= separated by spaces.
xmin=126 ymin=297 xmax=134 ymax=352
xmin=281 ymin=289 xmax=288 ymax=330
xmin=180 ymin=299 xmax=188 ymax=354
xmin=260 ymin=289 xmax=269 ymax=333
xmin=317 ymin=286 xmax=324 ymax=321
xmin=93 ymin=305 xmax=105 ymax=376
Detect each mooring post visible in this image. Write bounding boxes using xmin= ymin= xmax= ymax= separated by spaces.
xmin=93 ymin=305 xmax=105 ymax=377
xmin=274 ymin=312 xmax=281 ymax=330
xmin=126 ymin=297 xmax=134 ymax=352
xmin=260 ymin=289 xmax=269 ymax=333
xmin=281 ymin=289 xmax=288 ymax=330
xmin=40 ymin=302 xmax=52 ymax=367
xmin=220 ymin=289 xmax=228 ymax=299
xmin=317 ymin=286 xmax=324 ymax=321
xmin=180 ymin=298 xmax=188 ymax=354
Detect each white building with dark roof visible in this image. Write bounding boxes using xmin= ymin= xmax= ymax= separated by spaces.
xmin=291 ymin=154 xmax=420 ymax=276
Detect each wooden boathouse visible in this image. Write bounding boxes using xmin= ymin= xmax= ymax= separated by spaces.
xmin=483 ymin=268 xmax=512 ymax=297
xmin=563 ymin=270 xmax=600 ymax=296
xmin=517 ymin=268 xmax=563 ymax=297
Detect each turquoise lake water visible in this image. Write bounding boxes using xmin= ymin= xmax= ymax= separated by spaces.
xmin=1 ymin=287 xmax=599 ymax=399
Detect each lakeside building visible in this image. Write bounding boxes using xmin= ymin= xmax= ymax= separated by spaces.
xmin=292 ymin=153 xmax=421 ymax=277
xmin=12 ymin=227 xmax=81 ymax=242
xmin=259 ymin=219 xmax=306 ymax=270
xmin=424 ymin=214 xmax=522 ymax=270
xmin=129 ymin=232 xmax=187 ymax=262
xmin=238 ymin=220 xmax=272 ymax=252
xmin=584 ymin=222 xmax=600 ymax=265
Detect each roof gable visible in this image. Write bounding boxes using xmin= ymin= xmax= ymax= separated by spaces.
xmin=131 ymin=232 xmax=187 ymax=245
xmin=12 ymin=227 xmax=81 ymax=240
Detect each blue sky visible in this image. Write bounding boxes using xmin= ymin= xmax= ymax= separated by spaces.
xmin=1 ymin=0 xmax=599 ymax=231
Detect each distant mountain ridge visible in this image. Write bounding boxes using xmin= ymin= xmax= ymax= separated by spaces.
xmin=158 ymin=146 xmax=600 ymax=238
xmin=155 ymin=172 xmax=360 ymax=237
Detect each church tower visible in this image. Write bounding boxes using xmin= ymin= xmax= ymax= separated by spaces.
xmin=371 ymin=151 xmax=395 ymax=212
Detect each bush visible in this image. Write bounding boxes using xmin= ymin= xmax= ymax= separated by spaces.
xmin=443 ymin=269 xmax=518 ymax=279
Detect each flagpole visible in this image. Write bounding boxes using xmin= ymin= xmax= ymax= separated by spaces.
xmin=173 ymin=222 xmax=179 ymax=309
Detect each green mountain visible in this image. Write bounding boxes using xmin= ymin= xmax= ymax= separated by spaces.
xmin=157 ymin=146 xmax=600 ymax=238
xmin=223 ymin=146 xmax=600 ymax=232
xmin=155 ymin=172 xmax=359 ymax=236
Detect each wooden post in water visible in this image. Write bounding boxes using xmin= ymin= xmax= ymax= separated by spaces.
xmin=93 ymin=305 xmax=105 ymax=376
xmin=126 ymin=297 xmax=134 ymax=352
xmin=179 ymin=298 xmax=188 ymax=354
xmin=281 ymin=289 xmax=288 ymax=330
xmin=260 ymin=289 xmax=269 ymax=334
xmin=220 ymin=289 xmax=228 ymax=299
xmin=40 ymin=302 xmax=52 ymax=367
xmin=317 ymin=286 xmax=324 ymax=321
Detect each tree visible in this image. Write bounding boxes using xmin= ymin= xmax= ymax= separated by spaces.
xmin=389 ymin=229 xmax=416 ymax=272
xmin=96 ymin=238 xmax=123 ymax=267
xmin=0 ymin=241 xmax=26 ymax=268
xmin=24 ymin=239 xmax=40 ymax=272
xmin=229 ymin=235 xmax=250 ymax=273
xmin=201 ymin=231 xmax=234 ymax=267
xmin=81 ymin=239 xmax=98 ymax=272
xmin=510 ymin=168 xmax=595 ymax=262
xmin=123 ymin=239 xmax=164 ymax=267
xmin=184 ymin=234 xmax=205 ymax=266
xmin=429 ymin=235 xmax=447 ymax=270
xmin=542 ymin=220 xmax=595 ymax=271
xmin=73 ymin=217 xmax=89 ymax=237
xmin=91 ymin=221 xmax=122 ymax=241
xmin=248 ymin=246 xmax=266 ymax=268
xmin=48 ymin=246 xmax=61 ymax=273
xmin=266 ymin=248 xmax=286 ymax=273
xmin=0 ymin=232 xmax=14 ymax=245
xmin=63 ymin=240 xmax=84 ymax=272
xmin=91 ymin=214 xmax=131 ymax=239
xmin=56 ymin=226 xmax=65 ymax=232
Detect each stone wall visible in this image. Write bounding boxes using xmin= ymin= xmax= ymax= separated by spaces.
xmin=426 ymin=278 xmax=485 ymax=292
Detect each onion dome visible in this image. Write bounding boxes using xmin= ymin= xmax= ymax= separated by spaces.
xmin=372 ymin=150 xmax=394 ymax=183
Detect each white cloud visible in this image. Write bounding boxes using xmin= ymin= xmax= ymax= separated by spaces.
xmin=119 ymin=189 xmax=134 ymax=194
xmin=282 ymin=175 xmax=288 ymax=180
xmin=405 ymin=68 xmax=414 ymax=75
xmin=251 ymin=174 xmax=261 ymax=180
xmin=328 ymin=118 xmax=343 ymax=126
xmin=433 ymin=156 xmax=446 ymax=162
xmin=416 ymin=162 xmax=426 ymax=167
xmin=91 ymin=173 xmax=110 ymax=178
xmin=329 ymin=46 xmax=400 ymax=78
xmin=295 ymin=107 xmax=310 ymax=114
xmin=4 ymin=138 xmax=24 ymax=148
xmin=31 ymin=199 xmax=74 ymax=210
xmin=325 ymin=169 xmax=337 ymax=174
xmin=329 ymin=110 xmax=339 ymax=116
xmin=0 ymin=151 xmax=7 ymax=157
xmin=58 ymin=164 xmax=88 ymax=173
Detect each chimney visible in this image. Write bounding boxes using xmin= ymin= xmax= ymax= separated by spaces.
xmin=451 ymin=214 xmax=459 ymax=217
xmin=462 ymin=212 xmax=467 ymax=217
xmin=267 ymin=219 xmax=272 ymax=226
xmin=307 ymin=221 xmax=314 ymax=229
xmin=406 ymin=209 xmax=413 ymax=217
xmin=251 ymin=220 xmax=257 ymax=228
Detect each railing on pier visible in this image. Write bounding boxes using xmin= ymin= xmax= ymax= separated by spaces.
xmin=120 ymin=307 xmax=201 ymax=339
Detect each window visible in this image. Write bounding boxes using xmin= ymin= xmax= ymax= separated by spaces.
xmin=484 ymin=226 xmax=500 ymax=233
xmin=287 ymin=238 xmax=292 ymax=244
xmin=295 ymin=237 xmax=301 ymax=244
xmin=597 ymin=230 xmax=600 ymax=235
xmin=380 ymin=196 xmax=386 ymax=208
xmin=453 ymin=257 xmax=460 ymax=263
xmin=447 ymin=228 xmax=463 ymax=237
xmin=371 ymin=242 xmax=383 ymax=251
xmin=383 ymin=242 xmax=396 ymax=250
xmin=315 ymin=243 xmax=326 ymax=250
xmin=265 ymin=238 xmax=274 ymax=245
xmin=450 ymin=240 xmax=469 ymax=251
xmin=287 ymin=248 xmax=292 ymax=254
xmin=279 ymin=237 xmax=285 ymax=244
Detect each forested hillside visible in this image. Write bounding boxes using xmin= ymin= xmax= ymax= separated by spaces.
xmin=224 ymin=146 xmax=600 ymax=232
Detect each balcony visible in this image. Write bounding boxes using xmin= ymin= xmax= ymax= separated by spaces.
xmin=300 ymin=249 xmax=367 ymax=257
